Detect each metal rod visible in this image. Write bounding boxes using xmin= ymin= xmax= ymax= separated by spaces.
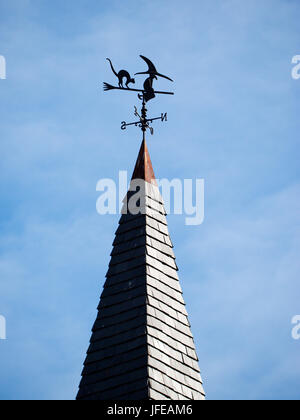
xmin=146 ymin=116 xmax=162 ymax=122
xmin=124 ymin=121 xmax=141 ymax=127
xmin=104 ymin=84 xmax=174 ymax=95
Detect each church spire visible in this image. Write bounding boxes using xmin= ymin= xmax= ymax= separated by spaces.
xmin=76 ymin=140 xmax=205 ymax=400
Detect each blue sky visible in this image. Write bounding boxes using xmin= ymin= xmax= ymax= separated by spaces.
xmin=0 ymin=0 xmax=300 ymax=400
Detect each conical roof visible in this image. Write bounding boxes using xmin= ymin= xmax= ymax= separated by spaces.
xmin=76 ymin=140 xmax=205 ymax=400
xmin=131 ymin=139 xmax=157 ymax=185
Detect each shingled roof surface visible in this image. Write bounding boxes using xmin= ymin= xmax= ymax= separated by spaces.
xmin=76 ymin=140 xmax=205 ymax=400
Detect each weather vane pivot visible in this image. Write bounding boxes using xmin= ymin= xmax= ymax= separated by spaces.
xmin=103 ymin=55 xmax=174 ymax=138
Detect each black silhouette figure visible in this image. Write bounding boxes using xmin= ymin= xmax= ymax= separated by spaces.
xmin=106 ymin=58 xmax=135 ymax=88
xmin=135 ymin=55 xmax=173 ymax=82
xmin=139 ymin=75 xmax=157 ymax=102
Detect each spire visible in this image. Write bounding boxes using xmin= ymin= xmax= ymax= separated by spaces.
xmin=76 ymin=141 xmax=205 ymax=401
xmin=131 ymin=139 xmax=157 ymax=186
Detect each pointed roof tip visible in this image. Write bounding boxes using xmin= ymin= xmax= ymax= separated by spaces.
xmin=131 ymin=138 xmax=157 ymax=186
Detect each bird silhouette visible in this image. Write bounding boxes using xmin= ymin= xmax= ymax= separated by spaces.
xmin=135 ymin=55 xmax=173 ymax=82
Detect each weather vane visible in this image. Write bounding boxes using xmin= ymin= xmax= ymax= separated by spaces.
xmin=103 ymin=55 xmax=174 ymax=137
